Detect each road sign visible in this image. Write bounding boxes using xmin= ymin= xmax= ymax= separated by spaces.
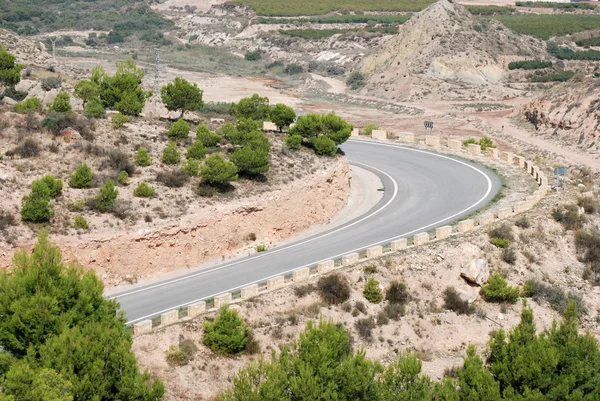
xmin=554 ymin=166 xmax=567 ymax=191
xmin=424 ymin=121 xmax=433 ymax=130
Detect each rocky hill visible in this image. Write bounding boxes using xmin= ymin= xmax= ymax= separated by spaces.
xmin=521 ymin=77 xmax=600 ymax=151
xmin=360 ymin=0 xmax=547 ymax=101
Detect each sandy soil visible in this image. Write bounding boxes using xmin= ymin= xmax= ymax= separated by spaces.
xmin=151 ymin=0 xmax=227 ymax=12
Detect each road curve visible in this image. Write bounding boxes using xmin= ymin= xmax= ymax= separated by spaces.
xmin=112 ymin=139 xmax=502 ymax=324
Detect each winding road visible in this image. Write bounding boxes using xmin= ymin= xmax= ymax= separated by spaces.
xmin=111 ymin=139 xmax=502 ymax=325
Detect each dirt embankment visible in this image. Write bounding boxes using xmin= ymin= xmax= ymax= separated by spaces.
xmin=0 ymin=158 xmax=350 ymax=287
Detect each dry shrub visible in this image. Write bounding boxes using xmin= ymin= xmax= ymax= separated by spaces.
xmin=384 ymin=303 xmax=406 ymax=321
xmin=103 ymin=149 xmax=135 ymax=175
xmin=0 ymin=211 xmax=16 ymax=231
xmin=443 ymin=287 xmax=474 ymax=315
xmin=385 ymin=281 xmax=410 ymax=305
xmin=317 ymin=274 xmax=350 ymax=305
xmin=294 ymin=284 xmax=315 ymax=298
xmin=553 ymin=204 xmax=583 ymax=230
xmin=157 ymin=170 xmax=189 ymax=188
xmin=14 ymin=137 xmax=41 ymax=158
xmin=578 ymin=196 xmax=598 ymax=215
xmin=354 ymin=317 xmax=375 ymax=341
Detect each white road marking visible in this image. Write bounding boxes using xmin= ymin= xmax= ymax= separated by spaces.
xmin=122 ymin=141 xmax=495 ymax=325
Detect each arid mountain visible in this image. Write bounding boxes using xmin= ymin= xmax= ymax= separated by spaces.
xmin=522 ymin=77 xmax=600 ymax=151
xmin=360 ymin=0 xmax=547 ymax=101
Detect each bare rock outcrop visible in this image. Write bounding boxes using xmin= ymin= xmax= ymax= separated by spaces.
xmin=360 ymin=0 xmax=547 ymax=101
xmin=521 ymin=78 xmax=600 ymax=151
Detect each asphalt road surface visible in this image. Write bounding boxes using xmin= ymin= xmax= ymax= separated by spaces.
xmin=111 ymin=139 xmax=502 ymax=324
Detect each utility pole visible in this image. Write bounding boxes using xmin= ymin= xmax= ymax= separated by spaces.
xmin=49 ymin=37 xmax=58 ymax=59
xmin=153 ymin=48 xmax=161 ymax=95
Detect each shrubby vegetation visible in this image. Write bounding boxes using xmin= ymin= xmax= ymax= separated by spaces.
xmin=508 ymin=60 xmax=552 ymax=70
xmin=466 ymin=5 xmax=515 ymax=15
xmin=69 ymin=163 xmax=93 ymax=188
xmin=21 ymin=175 xmax=62 ymax=223
xmin=135 ymin=147 xmax=152 ymax=166
xmin=14 ymin=97 xmax=41 ymax=113
xmin=288 ymin=111 xmax=352 ymax=155
xmin=134 ymin=182 xmax=156 ymax=198
xmin=480 ymin=272 xmax=520 ymax=303
xmin=0 ymin=46 xmax=23 ymax=88
xmin=530 ymin=70 xmax=575 ymax=82
xmin=576 ymin=36 xmax=600 ymax=47
xmin=161 ymin=77 xmax=204 ymax=118
xmin=346 ymin=70 xmax=366 ymax=90
xmin=167 ymin=119 xmax=190 ymax=139
xmin=203 ymin=306 xmax=250 ymax=355
xmin=48 ymin=91 xmax=72 ymax=113
xmin=222 ymin=302 xmax=598 ymax=399
xmin=317 ymin=274 xmax=351 ymax=305
xmin=363 ymin=277 xmax=383 ymax=303
xmin=199 ymin=154 xmax=238 ymax=185
xmin=162 ymin=141 xmax=181 ymax=165
xmin=0 ymin=233 xmax=164 ymax=400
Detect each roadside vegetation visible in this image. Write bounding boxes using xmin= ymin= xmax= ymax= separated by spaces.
xmin=219 ymin=303 xmax=599 ymax=399
xmin=279 ymin=26 xmax=399 ymax=40
xmin=0 ymin=232 xmax=165 ymax=400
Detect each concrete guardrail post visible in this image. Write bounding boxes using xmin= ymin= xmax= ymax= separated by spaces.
xmin=351 ymin=128 xmax=360 ymax=137
xmin=497 ymin=207 xmax=513 ymax=219
xmin=342 ymin=253 xmax=359 ymax=266
xmin=501 ymin=152 xmax=514 ymax=164
xmin=241 ymin=284 xmax=259 ymax=299
xmin=525 ymin=160 xmax=534 ymax=175
xmin=134 ymin=320 xmax=153 ymax=336
xmin=413 ymin=232 xmax=429 ymax=246
xmin=366 ymin=246 xmax=383 ymax=258
xmin=426 ymin=136 xmax=440 ymax=147
xmin=467 ymin=144 xmax=481 ymax=155
xmin=293 ymin=268 xmax=310 ymax=282
xmin=516 ymin=155 xmax=525 ymax=168
xmin=447 ymin=139 xmax=461 ymax=150
xmin=187 ymin=301 xmax=206 ymax=318
xmin=435 ymin=225 xmax=452 ymax=240
xmin=478 ymin=212 xmax=494 ymax=226
xmin=317 ymin=260 xmax=335 ymax=274
xmin=487 ymin=148 xmax=499 ymax=158
xmin=398 ymin=132 xmax=415 ymax=143
xmin=214 ymin=292 xmax=232 ymax=308
xmin=161 ymin=310 xmax=179 ymax=326
xmin=390 ymin=238 xmax=408 ymax=251
xmin=371 ymin=130 xmax=387 ymax=140
xmin=267 ymin=276 xmax=285 ymax=291
xmin=457 ymin=219 xmax=475 ymax=233
xmin=262 ymin=121 xmax=278 ymax=132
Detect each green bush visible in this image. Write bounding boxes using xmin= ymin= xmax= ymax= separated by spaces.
xmin=530 ymin=71 xmax=575 ymax=83
xmin=577 ymin=196 xmax=598 ymax=215
xmin=48 ymin=91 xmax=72 ymax=113
xmin=69 ymin=163 xmax=93 ymax=189
xmin=489 ymin=223 xmax=514 ymax=248
xmin=508 ymin=60 xmax=552 ymax=70
xmin=14 ymin=97 xmax=41 ymax=113
xmin=362 ymin=123 xmax=378 ymax=136
xmin=244 ymin=49 xmax=262 ymax=61
xmin=313 ymin=136 xmax=337 ymax=156
xmin=285 ymin=134 xmax=302 ymax=150
xmin=73 ymin=215 xmax=89 ymax=229
xmin=203 ymin=306 xmax=249 ymax=355
xmin=196 ymin=125 xmax=221 ymax=147
xmin=181 ymin=159 xmax=200 ymax=176
xmin=134 ymin=147 xmax=152 ymax=166
xmin=270 ymin=103 xmax=296 ymax=131
xmin=289 ymin=111 xmax=352 ymax=146
xmin=161 ymin=77 xmax=204 ymax=118
xmin=186 ymin=140 xmax=207 ymax=160
xmin=346 ymin=71 xmax=366 ymax=90
xmin=363 ymin=265 xmax=377 ymax=274
xmin=463 ymin=138 xmax=477 ymax=147
xmin=133 ymin=182 xmax=156 ymax=197
xmin=284 ymin=63 xmax=303 ymax=74
xmin=200 ymin=154 xmax=238 ymax=184
xmin=231 ymin=94 xmax=270 ymax=121
xmin=93 ymin=179 xmax=118 ymax=212
xmin=230 ymin=147 xmax=269 ymax=176
xmin=2 ymin=86 xmax=27 ymax=101
xmin=112 ymin=113 xmax=129 ymax=129
xmin=478 ymin=136 xmax=495 ymax=151
xmin=162 ymin=141 xmax=181 ymax=165
xmin=167 ymin=119 xmax=190 ymax=139
xmin=21 ymin=179 xmax=59 ymax=223
xmin=117 ymin=170 xmax=129 ymax=185
xmin=84 ymin=100 xmax=106 ymax=118
xmin=443 ymin=287 xmax=474 ymax=315
xmin=491 ymin=238 xmax=511 ymax=248
xmin=317 ymin=273 xmax=350 ymax=305
xmin=480 ymin=272 xmax=520 ymax=304
xmin=363 ymin=277 xmax=383 ymax=304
